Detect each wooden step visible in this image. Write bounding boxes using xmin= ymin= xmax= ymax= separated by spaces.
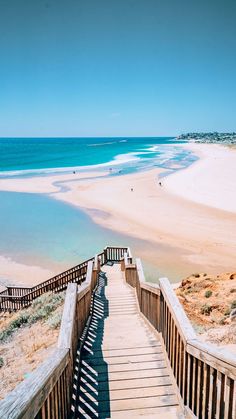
xmin=75 ymin=264 xmax=183 ymax=418
xmin=83 ymin=352 xmax=165 ymax=366
xmin=78 ymin=394 xmax=179 ymax=413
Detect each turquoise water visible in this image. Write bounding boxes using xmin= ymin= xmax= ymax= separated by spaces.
xmin=0 ymin=137 xmax=196 ymax=177
xmin=0 ymin=137 xmax=197 ymax=283
xmin=0 ymin=191 xmax=131 ymax=267
xmin=0 ymin=191 xmax=188 ymax=282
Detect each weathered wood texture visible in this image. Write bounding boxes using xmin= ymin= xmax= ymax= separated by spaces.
xmin=123 ymin=256 xmax=236 ymax=419
xmin=0 ymin=256 xmax=102 ymax=419
xmin=73 ymin=264 xmax=183 ymax=418
xmin=2 ymin=246 xmax=234 ymax=418
xmin=0 ymin=282 xmax=78 ymax=419
xmin=0 ymin=259 xmax=90 ymax=312
xmin=0 ymin=246 xmax=127 ymax=312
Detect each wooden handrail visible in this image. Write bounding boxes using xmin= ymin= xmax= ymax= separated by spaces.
xmin=123 ymin=256 xmax=236 ymax=418
xmin=0 ymin=348 xmax=69 ymax=419
xmin=57 ymin=283 xmax=78 ymax=355
xmin=1 ymin=246 xmax=235 ymax=418
xmin=0 ymin=257 xmax=100 ymax=418
xmin=159 ymin=278 xmax=196 ymax=343
xmin=0 ymin=246 xmax=128 ymax=312
xmin=0 ymin=282 xmax=78 ymax=419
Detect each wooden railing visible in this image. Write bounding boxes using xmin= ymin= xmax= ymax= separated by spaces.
xmin=0 ymin=256 xmax=100 ymax=418
xmin=105 ymin=245 xmax=129 ymax=263
xmin=0 ymin=246 xmax=128 ymax=312
xmin=124 ymin=254 xmax=236 ymax=419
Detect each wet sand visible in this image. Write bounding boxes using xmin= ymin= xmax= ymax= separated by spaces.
xmin=1 ymin=143 xmax=236 ymax=286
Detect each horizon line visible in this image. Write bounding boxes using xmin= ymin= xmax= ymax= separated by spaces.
xmin=0 ymin=135 xmax=178 ymax=139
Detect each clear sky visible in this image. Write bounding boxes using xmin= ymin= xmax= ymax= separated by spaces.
xmin=0 ymin=0 xmax=236 ymax=137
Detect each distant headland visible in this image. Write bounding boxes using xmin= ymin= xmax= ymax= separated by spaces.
xmin=177 ymin=132 xmax=236 ymax=144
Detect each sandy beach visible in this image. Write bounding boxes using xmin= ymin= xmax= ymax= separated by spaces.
xmin=0 ymin=256 xmax=55 ymax=293
xmin=1 ymin=143 xmax=236 ymax=286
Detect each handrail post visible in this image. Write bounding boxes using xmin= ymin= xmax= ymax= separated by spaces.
xmin=92 ymin=255 xmax=100 ymax=290
xmin=57 ymin=283 xmax=78 ymax=364
xmin=123 ymin=253 xmax=137 ymax=288
xmin=104 ymin=247 xmax=108 ymax=264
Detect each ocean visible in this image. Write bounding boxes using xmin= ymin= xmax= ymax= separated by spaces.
xmin=0 ymin=137 xmax=197 ymax=283
xmin=0 ymin=137 xmax=195 ymax=176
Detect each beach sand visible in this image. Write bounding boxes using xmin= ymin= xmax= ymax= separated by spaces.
xmin=165 ymin=143 xmax=236 ymax=213
xmin=0 ymin=256 xmax=56 ymax=291
xmin=1 ymin=143 xmax=236 ymax=286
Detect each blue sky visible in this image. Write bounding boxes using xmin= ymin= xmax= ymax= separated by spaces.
xmin=0 ymin=0 xmax=236 ymax=137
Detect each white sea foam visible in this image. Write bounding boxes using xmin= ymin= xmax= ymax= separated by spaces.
xmin=0 ymin=152 xmax=141 ymax=178
xmin=87 ymin=141 xmax=117 ymax=147
xmin=0 ymin=144 xmax=194 ymax=179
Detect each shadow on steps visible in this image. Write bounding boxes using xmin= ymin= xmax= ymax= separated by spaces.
xmin=71 ymin=271 xmax=111 ymax=418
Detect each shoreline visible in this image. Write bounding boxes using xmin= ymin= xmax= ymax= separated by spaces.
xmin=165 ymin=143 xmax=236 ymax=213
xmin=53 ymin=143 xmax=236 ymax=271
xmin=0 ymin=255 xmax=55 ymax=292
xmin=1 ymin=142 xmax=236 ymax=286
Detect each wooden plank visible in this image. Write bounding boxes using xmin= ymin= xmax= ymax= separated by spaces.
xmin=57 ymin=283 xmax=77 ymax=351
xmin=106 ymin=405 xmax=185 ymax=418
xmin=84 ymin=352 xmax=164 ymax=365
xmin=76 ymin=263 xmax=184 ymax=418
xmin=82 ymin=360 xmax=167 ymax=373
xmin=159 ymin=278 xmax=196 ymax=343
xmin=78 ymin=394 xmax=179 ymax=412
xmin=90 ymin=345 xmax=162 ymax=357
xmin=80 ymin=375 xmax=173 ymax=391
xmin=80 ymin=366 xmax=170 ymax=382
xmin=187 ymin=340 xmax=236 ymax=379
xmin=140 ymin=282 xmax=160 ymax=296
xmin=80 ymin=385 xmax=175 ymax=400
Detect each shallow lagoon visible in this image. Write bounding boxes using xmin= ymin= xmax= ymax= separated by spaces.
xmin=0 ymin=190 xmax=197 ymax=283
xmin=0 ymin=138 xmax=198 ymax=283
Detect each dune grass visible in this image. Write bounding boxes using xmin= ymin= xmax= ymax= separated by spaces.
xmin=0 ymin=292 xmax=65 ymax=344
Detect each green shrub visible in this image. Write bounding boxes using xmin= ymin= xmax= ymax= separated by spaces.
xmin=10 ymin=313 xmax=30 ymax=329
xmin=230 ymin=288 xmax=236 ymax=293
xmin=205 ymin=290 xmax=212 ymax=298
xmin=28 ymin=304 xmax=54 ymax=324
xmin=193 ymin=273 xmax=200 ymax=278
xmin=200 ymin=304 xmax=212 ymax=315
xmin=224 ymin=308 xmax=231 ymax=316
xmin=0 ymin=291 xmax=65 ymax=343
xmin=0 ymin=325 xmax=16 ymax=342
xmin=186 ymin=287 xmax=194 ymax=294
xmin=0 ymin=357 xmax=3 ymax=368
xmin=231 ymin=300 xmax=236 ymax=309
xmin=46 ymin=312 xmax=62 ymax=329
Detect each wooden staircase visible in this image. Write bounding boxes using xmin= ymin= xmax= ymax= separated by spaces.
xmin=0 ymin=246 xmax=235 ymax=419
xmin=73 ymin=265 xmax=184 ymax=418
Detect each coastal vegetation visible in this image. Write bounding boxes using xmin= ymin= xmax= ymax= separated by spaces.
xmin=0 ymin=291 xmax=65 ymax=399
xmin=176 ymin=271 xmax=236 ymax=348
xmin=177 ymin=131 xmax=236 ymax=143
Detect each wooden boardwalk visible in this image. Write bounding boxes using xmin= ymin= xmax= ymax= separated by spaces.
xmin=73 ymin=264 xmax=184 ymax=418
xmin=0 ymin=248 xmax=235 ymax=418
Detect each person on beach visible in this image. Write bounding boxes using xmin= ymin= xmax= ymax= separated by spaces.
xmin=159 ymin=181 xmax=162 ymax=187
